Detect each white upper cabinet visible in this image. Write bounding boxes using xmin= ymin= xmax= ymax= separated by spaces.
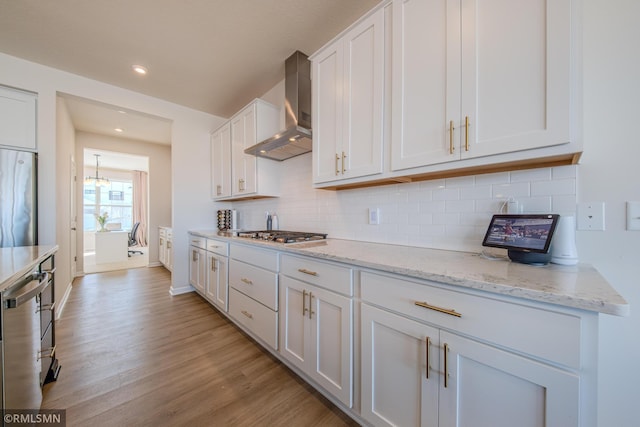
xmin=312 ymin=7 xmax=385 ymax=184
xmin=211 ymin=99 xmax=280 ymax=201
xmin=211 ymin=122 xmax=231 ymax=199
xmin=0 ymin=86 xmax=37 ymax=151
xmin=392 ymin=0 xmax=573 ymax=171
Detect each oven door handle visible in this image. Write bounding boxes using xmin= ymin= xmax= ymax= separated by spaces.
xmin=4 ymin=271 xmax=52 ymax=309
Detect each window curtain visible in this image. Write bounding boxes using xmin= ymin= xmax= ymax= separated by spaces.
xmin=132 ymin=170 xmax=148 ymax=247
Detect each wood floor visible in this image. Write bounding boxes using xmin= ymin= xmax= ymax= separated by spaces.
xmin=42 ymin=267 xmax=359 ymax=426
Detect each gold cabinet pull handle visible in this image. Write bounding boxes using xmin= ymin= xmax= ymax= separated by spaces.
xmin=241 ymin=278 xmax=253 ymax=285
xmin=298 ymin=268 xmax=318 ymax=276
xmin=425 ymin=336 xmax=431 ymax=379
xmin=308 ymin=291 xmax=315 ymax=319
xmin=464 ymin=116 xmax=470 ymax=151
xmin=216 ymin=184 xmax=222 ymax=195
xmin=192 ymin=250 xmax=198 ymax=262
xmin=449 ymin=120 xmax=455 ymax=154
xmin=342 ymin=151 xmax=347 ymax=173
xmin=335 ymin=153 xmax=340 ymax=175
xmin=210 ymin=257 xmax=217 ymax=272
xmin=443 ymin=343 xmax=450 ymax=388
xmin=414 ymin=301 xmax=461 ymax=318
xmin=303 ymin=289 xmax=309 ymax=316
xmin=241 ymin=310 xmax=253 ymax=319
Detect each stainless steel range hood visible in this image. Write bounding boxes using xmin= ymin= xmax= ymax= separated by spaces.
xmin=245 ymin=51 xmax=312 ymax=161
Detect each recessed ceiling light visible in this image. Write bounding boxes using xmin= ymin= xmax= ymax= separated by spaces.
xmin=132 ymin=65 xmax=148 ymax=75
xmin=115 ymin=128 xmax=123 ymax=133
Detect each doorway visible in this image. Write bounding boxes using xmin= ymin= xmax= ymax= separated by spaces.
xmin=82 ymin=148 xmax=149 ymax=274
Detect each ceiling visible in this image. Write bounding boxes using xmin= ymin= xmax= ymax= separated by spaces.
xmin=0 ymin=0 xmax=380 ymax=144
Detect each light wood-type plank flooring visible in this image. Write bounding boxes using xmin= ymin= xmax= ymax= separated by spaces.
xmin=42 ymin=266 xmax=359 ymax=426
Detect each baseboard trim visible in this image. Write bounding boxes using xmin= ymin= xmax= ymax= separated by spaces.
xmin=169 ymin=284 xmax=194 ymax=296
xmin=56 ymin=281 xmax=73 ymax=320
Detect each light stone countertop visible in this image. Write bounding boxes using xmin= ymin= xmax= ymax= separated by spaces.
xmin=190 ymin=230 xmax=629 ymax=316
xmin=0 ymin=245 xmax=59 ymax=292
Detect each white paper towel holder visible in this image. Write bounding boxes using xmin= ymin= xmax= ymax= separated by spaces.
xmin=551 ymin=215 xmax=579 ymax=265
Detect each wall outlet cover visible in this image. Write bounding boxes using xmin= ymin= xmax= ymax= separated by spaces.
xmin=576 ymin=202 xmax=605 ymax=231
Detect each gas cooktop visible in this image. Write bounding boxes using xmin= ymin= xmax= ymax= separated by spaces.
xmin=236 ymin=230 xmax=328 ymax=244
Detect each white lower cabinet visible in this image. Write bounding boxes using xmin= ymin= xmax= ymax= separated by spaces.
xmin=279 ymin=275 xmax=353 ymax=407
xmin=205 ymin=239 xmax=229 ymax=312
xmin=188 ymin=237 xmax=206 ymax=294
xmin=189 ymin=234 xmax=228 ymax=311
xmin=361 ymin=304 xmax=579 ymax=427
xmin=228 ymin=244 xmax=279 ymax=349
xmin=360 ymin=270 xmax=585 ymax=427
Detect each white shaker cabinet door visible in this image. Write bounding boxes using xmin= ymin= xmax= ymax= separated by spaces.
xmin=391 ymin=0 xmax=457 ymax=171
xmin=361 ymin=303 xmax=439 ymax=427
xmin=0 ymin=86 xmax=36 ymax=151
xmin=211 ymin=122 xmax=231 ymax=199
xmin=459 ymin=0 xmax=572 ymax=159
xmin=438 ymin=330 xmax=580 ymax=427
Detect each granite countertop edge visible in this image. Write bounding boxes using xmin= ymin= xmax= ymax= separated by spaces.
xmin=189 ymin=230 xmax=629 ymax=317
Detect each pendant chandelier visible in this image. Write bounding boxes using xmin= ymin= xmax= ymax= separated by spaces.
xmin=85 ymin=154 xmax=110 ymax=187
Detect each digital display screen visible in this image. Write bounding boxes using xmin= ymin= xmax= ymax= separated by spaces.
xmin=482 ymin=214 xmax=559 ymax=253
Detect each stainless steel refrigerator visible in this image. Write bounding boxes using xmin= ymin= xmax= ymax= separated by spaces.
xmin=0 ymin=148 xmax=37 ymax=247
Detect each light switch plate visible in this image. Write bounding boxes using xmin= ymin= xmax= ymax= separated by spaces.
xmin=626 ymin=201 xmax=640 ymax=230
xmin=368 ymin=207 xmax=380 ymax=225
xmin=577 ymin=202 xmax=605 ymax=231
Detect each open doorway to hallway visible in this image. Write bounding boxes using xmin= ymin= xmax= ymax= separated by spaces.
xmin=82 ymin=148 xmax=149 ymax=273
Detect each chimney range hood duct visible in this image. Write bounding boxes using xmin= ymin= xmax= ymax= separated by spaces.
xmin=245 ymin=51 xmax=312 ymax=161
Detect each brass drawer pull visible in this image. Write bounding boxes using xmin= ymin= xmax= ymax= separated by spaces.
xmin=241 ymin=310 xmax=253 ymax=319
xmin=241 ymin=278 xmax=253 ymax=285
xmin=298 ymin=268 xmax=318 ymax=277
xmin=425 ymin=336 xmax=431 ymax=379
xmin=38 ymin=345 xmax=56 ymax=361
xmin=303 ymin=290 xmax=309 ymax=316
xmin=335 ymin=153 xmax=340 ymax=175
xmin=444 ymin=343 xmax=450 ymax=388
xmin=414 ymin=301 xmax=461 ymax=318
xmin=449 ymin=120 xmax=455 ymax=154
xmin=464 ymin=116 xmax=470 ymax=151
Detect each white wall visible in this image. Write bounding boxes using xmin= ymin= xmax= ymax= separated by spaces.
xmin=581 ymin=1 xmax=640 ymax=425
xmin=55 ymin=96 xmax=76 ymax=298
xmin=75 ymin=131 xmax=172 ymax=270
xmin=0 ymin=52 xmax=225 ymax=300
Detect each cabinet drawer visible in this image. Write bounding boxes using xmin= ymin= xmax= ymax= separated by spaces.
xmin=280 ymin=254 xmax=353 ymax=296
xmin=361 ymin=271 xmax=581 ymax=369
xmin=230 ymin=244 xmax=278 ymax=271
xmin=189 ymin=235 xmax=206 ymax=249
xmin=229 ymin=259 xmax=278 ymax=310
xmin=206 ymin=238 xmax=229 ymax=256
xmin=229 ymin=287 xmax=278 ymax=349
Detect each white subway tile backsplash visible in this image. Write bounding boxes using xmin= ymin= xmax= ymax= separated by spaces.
xmin=552 ymin=165 xmax=577 ymax=179
xmin=520 ymin=197 xmax=552 ymax=213
xmin=445 ymin=199 xmax=475 ymax=213
xmin=230 ymin=154 xmax=576 ymax=253
xmin=433 ymin=187 xmax=460 ymax=201
xmin=510 ymin=168 xmax=552 ymax=182
xmin=460 ymin=185 xmax=492 ymax=200
xmin=445 ymin=175 xmax=475 ymax=188
xmin=475 ymin=172 xmax=510 ymax=185
xmin=531 ymin=179 xmax=575 ymax=196
xmin=492 ymin=182 xmax=530 ymax=199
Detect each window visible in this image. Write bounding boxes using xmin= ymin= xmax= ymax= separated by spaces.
xmin=84 ymin=178 xmax=133 ymax=231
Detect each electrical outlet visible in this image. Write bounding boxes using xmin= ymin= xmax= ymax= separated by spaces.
xmin=368 ymin=208 xmax=380 ymax=225
xmin=577 ymin=202 xmax=605 ymax=231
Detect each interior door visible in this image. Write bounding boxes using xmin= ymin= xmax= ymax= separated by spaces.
xmin=70 ymin=156 xmax=77 ymax=278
